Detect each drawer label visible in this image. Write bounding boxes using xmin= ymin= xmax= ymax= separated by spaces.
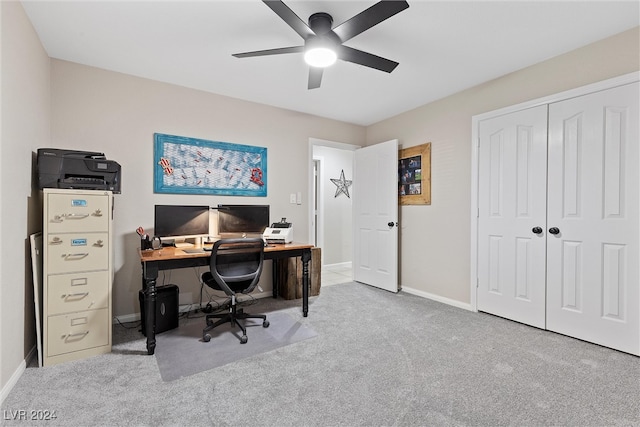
xmin=71 ymin=238 xmax=87 ymax=246
xmin=71 ymin=199 xmax=87 ymax=207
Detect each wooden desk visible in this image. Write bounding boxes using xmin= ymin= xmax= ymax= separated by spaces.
xmin=139 ymin=242 xmax=314 ymax=355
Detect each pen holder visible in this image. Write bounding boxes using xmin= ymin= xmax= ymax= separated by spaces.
xmin=141 ymin=236 xmax=153 ymax=251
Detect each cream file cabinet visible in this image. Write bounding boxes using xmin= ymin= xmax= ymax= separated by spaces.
xmin=43 ymin=188 xmax=113 ymax=366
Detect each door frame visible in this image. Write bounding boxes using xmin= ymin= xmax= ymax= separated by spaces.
xmin=470 ymin=71 xmax=640 ymax=312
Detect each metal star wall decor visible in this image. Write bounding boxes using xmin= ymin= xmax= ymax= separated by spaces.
xmin=330 ymin=169 xmax=353 ymax=198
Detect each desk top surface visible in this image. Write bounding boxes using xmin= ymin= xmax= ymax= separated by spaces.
xmin=139 ymin=242 xmax=314 ymax=262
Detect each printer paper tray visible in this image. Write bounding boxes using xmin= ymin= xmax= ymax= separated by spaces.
xmin=58 ymin=179 xmax=113 ymax=191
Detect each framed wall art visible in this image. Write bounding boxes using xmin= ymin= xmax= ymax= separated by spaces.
xmin=154 ymin=133 xmax=267 ymax=196
xmin=398 ymin=142 xmax=431 ymax=205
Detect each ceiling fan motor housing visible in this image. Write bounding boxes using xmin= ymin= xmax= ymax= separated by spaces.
xmin=308 ymin=12 xmax=333 ymax=35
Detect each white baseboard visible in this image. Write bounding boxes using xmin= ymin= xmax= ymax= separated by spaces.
xmin=401 ymin=286 xmax=472 ymax=311
xmin=1 ymin=345 xmax=37 ymax=405
xmin=323 ymin=261 xmax=352 ymax=271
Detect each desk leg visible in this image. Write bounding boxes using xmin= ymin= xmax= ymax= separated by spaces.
xmin=302 ymin=248 xmax=311 ymax=317
xmin=145 ymin=280 xmax=157 ymax=355
xmin=272 ymin=259 xmax=278 ymax=299
xmin=142 ymin=262 xmax=158 ymax=355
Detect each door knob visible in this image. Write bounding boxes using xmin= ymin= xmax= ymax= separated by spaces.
xmin=548 ymin=227 xmax=560 ymax=235
xmin=532 ymin=227 xmax=543 ymax=234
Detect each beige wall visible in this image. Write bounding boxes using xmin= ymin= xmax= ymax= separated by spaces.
xmin=50 ymin=60 xmax=365 ymax=319
xmin=1 ymin=2 xmax=50 ymax=396
xmin=366 ymin=27 xmax=640 ymax=305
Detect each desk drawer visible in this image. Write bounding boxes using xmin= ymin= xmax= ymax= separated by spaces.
xmin=47 ymin=271 xmax=109 ymax=315
xmin=46 ymin=233 xmax=109 ymax=274
xmin=47 ymin=308 xmax=109 ymax=357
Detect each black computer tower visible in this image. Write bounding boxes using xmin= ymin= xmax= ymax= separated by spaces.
xmin=139 ymin=284 xmax=179 ymax=335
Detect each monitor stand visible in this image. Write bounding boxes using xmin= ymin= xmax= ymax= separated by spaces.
xmin=174 ymin=242 xmax=193 ymax=249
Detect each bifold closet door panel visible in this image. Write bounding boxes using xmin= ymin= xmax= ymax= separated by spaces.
xmin=477 ymin=105 xmax=548 ymax=329
xmin=546 ymin=82 xmax=639 ymax=355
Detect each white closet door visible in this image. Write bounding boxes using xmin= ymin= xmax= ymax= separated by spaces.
xmin=477 ymin=105 xmax=548 ymax=328
xmin=547 ymin=82 xmax=639 ymax=355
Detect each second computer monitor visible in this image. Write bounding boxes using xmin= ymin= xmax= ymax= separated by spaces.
xmin=217 ymin=204 xmax=269 ymax=237
xmin=154 ymin=205 xmax=210 ymax=240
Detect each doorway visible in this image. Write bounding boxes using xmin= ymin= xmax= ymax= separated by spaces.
xmin=309 ymin=138 xmax=358 ymax=286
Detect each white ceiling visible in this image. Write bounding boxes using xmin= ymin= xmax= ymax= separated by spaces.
xmin=21 ymin=1 xmax=639 ymax=126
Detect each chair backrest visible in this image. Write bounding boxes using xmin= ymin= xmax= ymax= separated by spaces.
xmin=209 ymin=238 xmax=264 ymax=294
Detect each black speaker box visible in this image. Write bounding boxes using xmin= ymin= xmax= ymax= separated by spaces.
xmin=139 ymin=284 xmax=179 ymax=335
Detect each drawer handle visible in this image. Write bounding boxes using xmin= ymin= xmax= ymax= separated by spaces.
xmin=49 ymin=237 xmax=63 ymax=245
xmin=92 ymin=209 xmax=103 ymax=217
xmin=64 ymin=253 xmax=89 ymax=260
xmin=65 ymin=213 xmax=90 ymax=219
xmin=63 ymin=292 xmax=89 ymax=299
xmin=63 ymin=331 xmax=89 ymax=341
xmin=51 ymin=215 xmax=64 ymax=223
xmin=93 ymin=240 xmax=105 ymax=248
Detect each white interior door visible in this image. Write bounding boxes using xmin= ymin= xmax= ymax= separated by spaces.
xmin=546 ymin=82 xmax=639 ymax=354
xmin=477 ymin=105 xmax=548 ymax=328
xmin=353 ymin=139 xmax=398 ymax=292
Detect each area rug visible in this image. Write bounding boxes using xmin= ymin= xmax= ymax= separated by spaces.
xmin=155 ymin=311 xmax=317 ymax=381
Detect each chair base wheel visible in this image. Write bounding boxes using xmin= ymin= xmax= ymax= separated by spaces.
xmin=263 ymin=320 xmax=270 ymax=328
xmin=240 ymin=335 xmax=248 ymax=344
xmin=203 ymin=334 xmax=211 ymax=342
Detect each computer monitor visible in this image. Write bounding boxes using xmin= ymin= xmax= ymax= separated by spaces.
xmin=217 ymin=204 xmax=270 ymax=237
xmin=154 ymin=205 xmax=210 ymax=239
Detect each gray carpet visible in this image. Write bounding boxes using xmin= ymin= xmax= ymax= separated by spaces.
xmin=155 ymin=311 xmax=317 ymax=381
xmin=2 ymin=282 xmax=639 ymax=426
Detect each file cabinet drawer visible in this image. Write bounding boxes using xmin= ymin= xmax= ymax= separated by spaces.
xmin=46 ymin=308 xmax=109 ymax=357
xmin=47 ymin=271 xmax=109 ymax=315
xmin=46 ymin=192 xmax=110 ymax=234
xmin=46 ymin=233 xmax=109 ymax=274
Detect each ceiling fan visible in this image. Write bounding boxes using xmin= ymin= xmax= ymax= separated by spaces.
xmin=232 ymin=0 xmax=410 ymax=89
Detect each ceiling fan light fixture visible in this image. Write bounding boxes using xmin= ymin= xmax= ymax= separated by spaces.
xmin=304 ymin=46 xmax=337 ymax=68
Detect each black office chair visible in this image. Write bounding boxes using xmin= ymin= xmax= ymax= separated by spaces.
xmin=201 ymin=238 xmax=269 ymax=344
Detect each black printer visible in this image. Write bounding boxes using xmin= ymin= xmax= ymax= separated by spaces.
xmin=37 ymin=148 xmax=121 ymax=193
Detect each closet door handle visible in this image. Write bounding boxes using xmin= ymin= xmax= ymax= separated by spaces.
xmin=548 ymin=227 xmax=560 ymax=235
xmin=532 ymin=227 xmax=543 ymax=234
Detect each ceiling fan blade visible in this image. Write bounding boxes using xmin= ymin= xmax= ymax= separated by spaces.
xmin=332 ymin=0 xmax=409 ymax=43
xmin=233 ymin=46 xmax=304 ymax=58
xmin=308 ymin=67 xmax=323 ymax=89
xmin=263 ymin=0 xmax=315 ymax=39
xmin=337 ymin=45 xmax=399 ymax=73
